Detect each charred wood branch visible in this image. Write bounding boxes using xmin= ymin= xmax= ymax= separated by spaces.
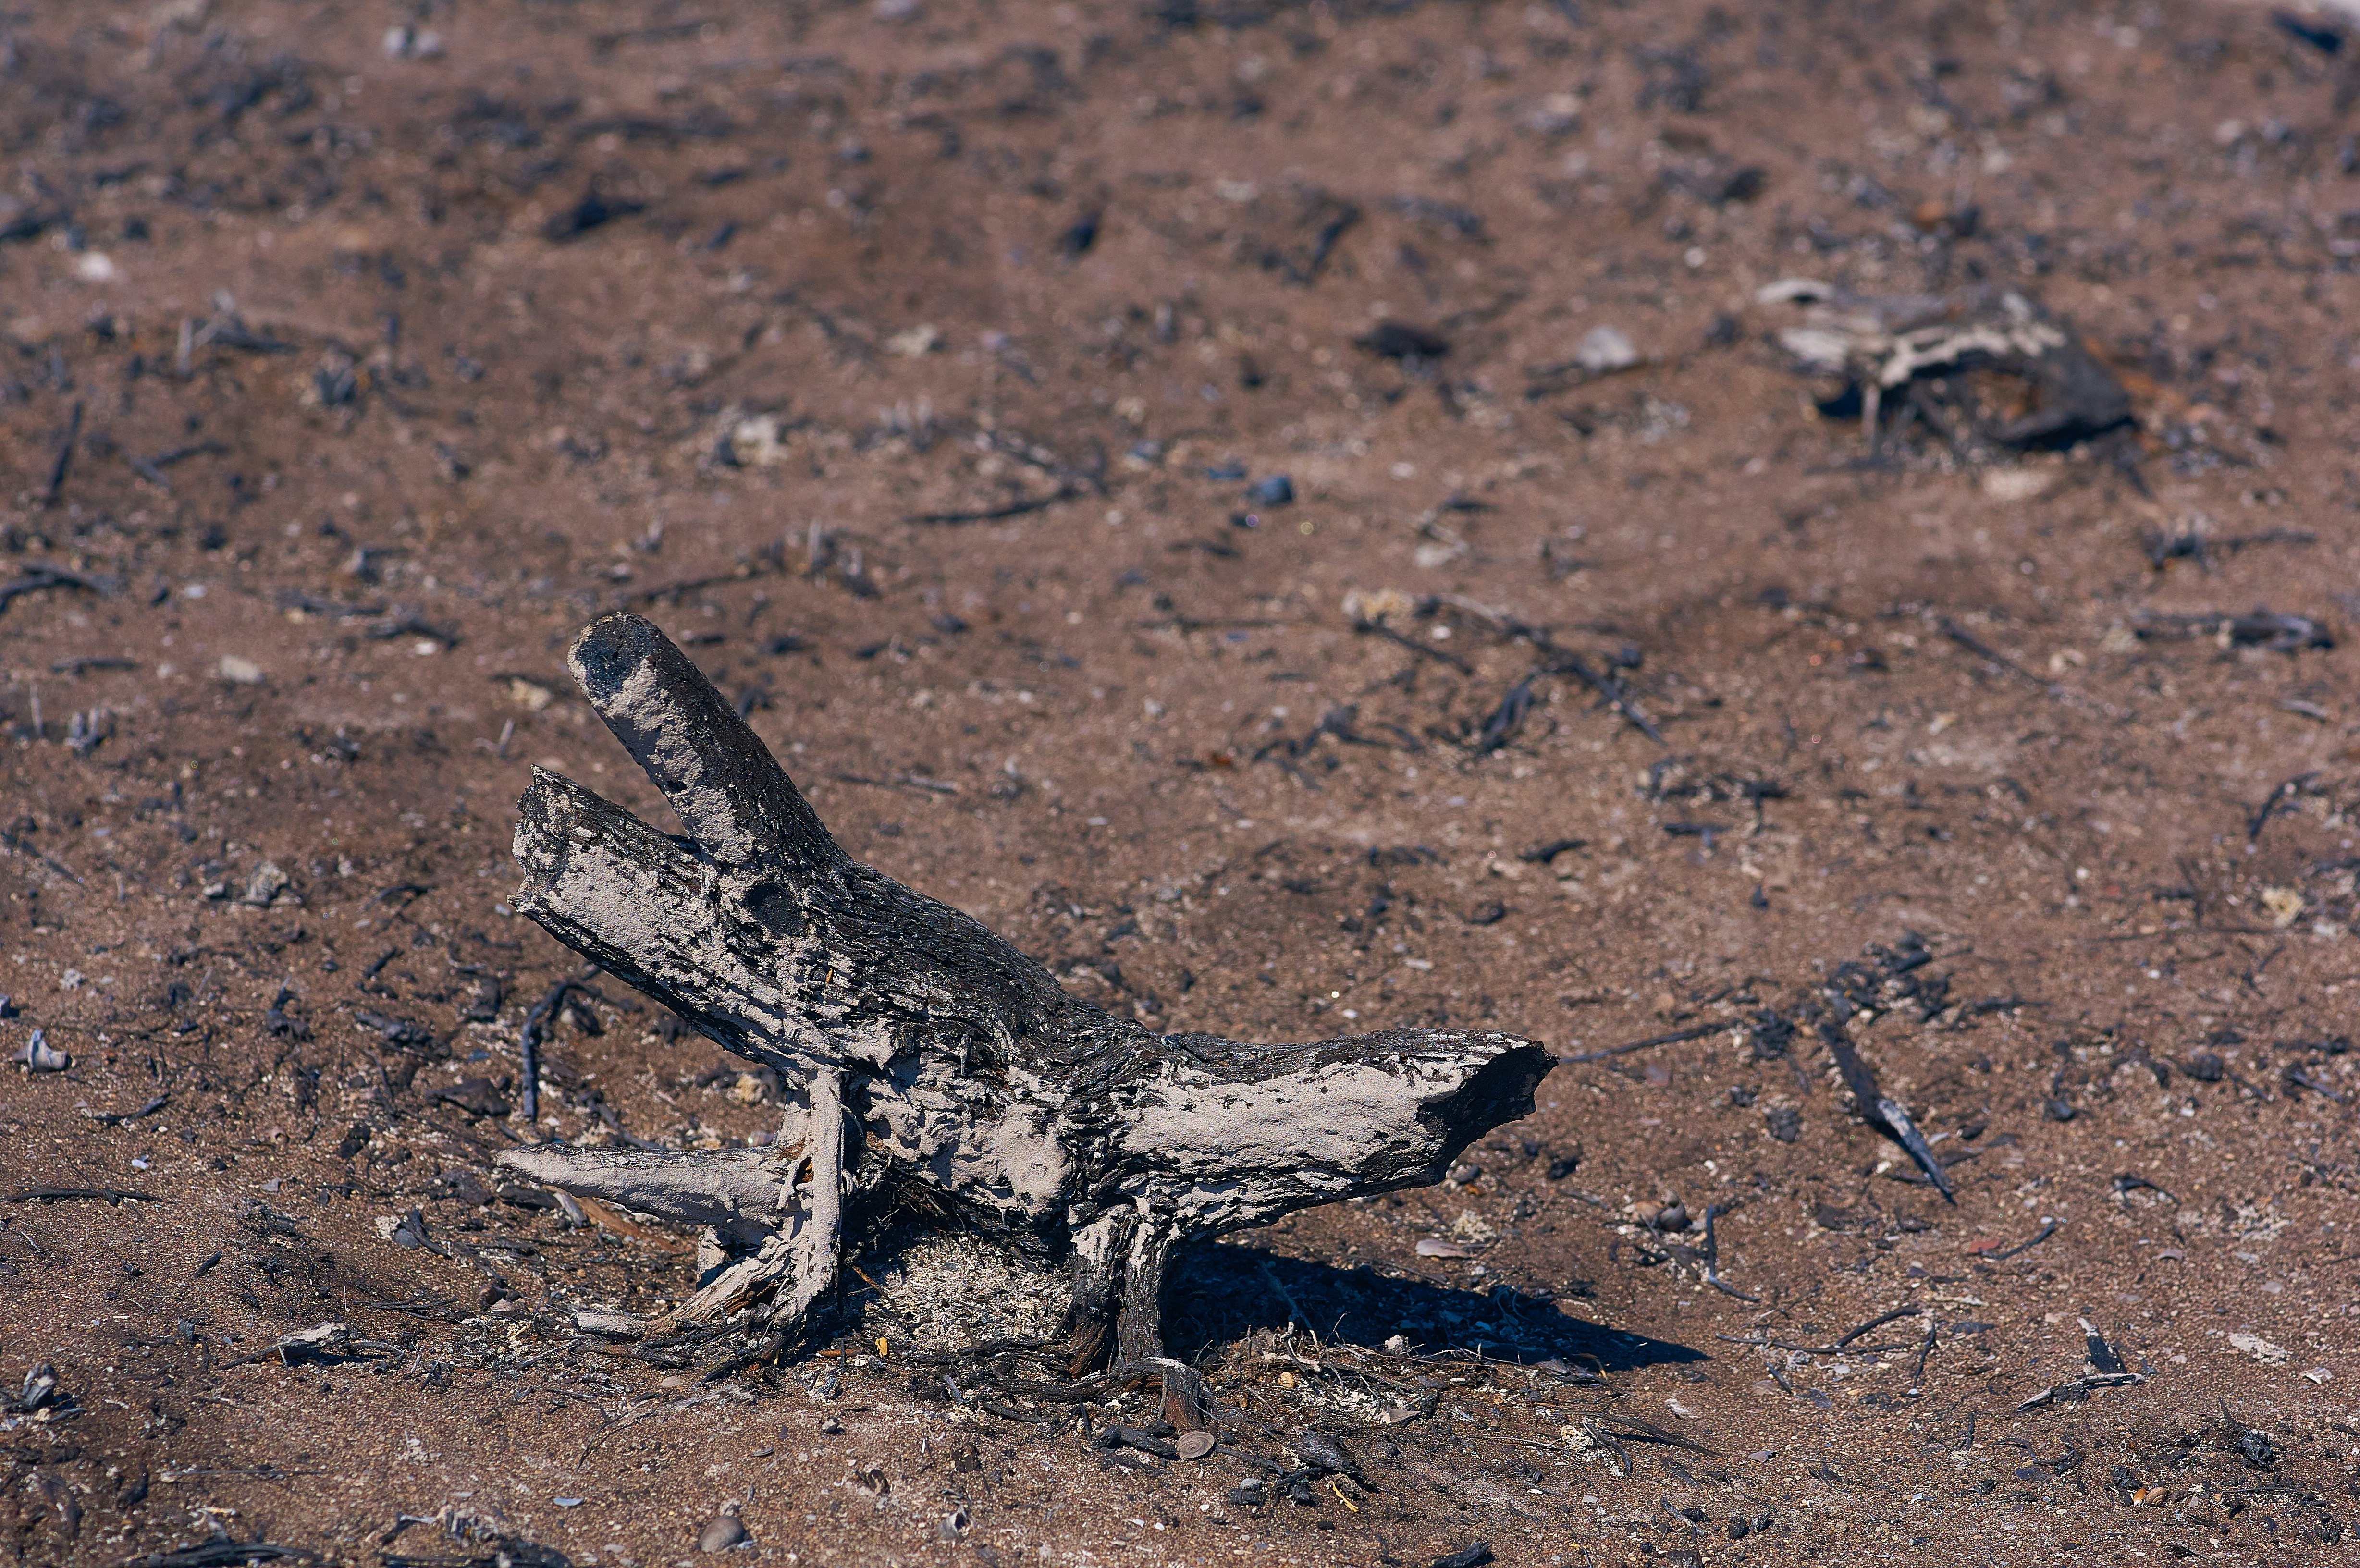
xmin=499 ymin=613 xmax=1551 ymax=1365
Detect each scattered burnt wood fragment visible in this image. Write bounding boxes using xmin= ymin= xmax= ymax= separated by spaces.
xmin=1474 ymin=675 xmax=1535 ymax=753
xmin=2081 ymin=1316 xmax=2126 ymax=1376
xmin=38 ymin=399 xmax=82 ymax=505
xmin=0 ymin=563 xmax=108 ymax=617
xmin=82 ymin=1093 xmax=170 ymax=1126
xmin=1259 ymin=191 xmax=1359 ymax=285
xmin=1543 ymin=648 xmax=1663 ymax=744
xmin=1885 ymin=1146 xmax=1977 ymax=1188
xmin=195 ymin=314 xmax=298 ymax=355
xmin=544 ymin=184 xmax=645 ymax=241
xmin=514 ymin=971 xmax=604 ymax=1126
xmin=904 ymin=484 xmax=1085 ymax=526
xmin=2275 ymin=11 xmax=2345 ymax=53
xmin=2282 ymin=1064 xmax=2351 ymax=1103
xmin=1696 ymin=1201 xmax=1757 ymax=1302
xmin=1358 ymin=596 xmax=1664 ymax=742
xmin=2017 ymin=1317 xmax=2143 ymax=1411
xmin=355 ymin=1009 xmax=437 ymax=1051
xmin=1640 ymin=757 xmax=1787 ymax=820
xmin=494 ymin=613 xmax=1552 ymax=1364
xmin=1833 ymin=1304 xmax=1922 ymax=1349
xmin=1975 ymin=1217 xmax=2059 ymax=1262
xmin=2219 ymin=1397 xmax=2280 ymax=1469
xmin=1909 ymin=1316 xmax=1940 ymax=1385
xmin=6 ymin=1186 xmax=158 ymax=1204
xmin=1746 ymin=1011 xmax=1795 ymax=1061
xmin=2248 ymin=773 xmax=2320 ymax=841
xmin=1935 ymin=616 xmax=2094 ymax=712
xmin=1762 ymin=282 xmax=2132 ymax=455
xmin=1352 ymin=614 xmax=1474 ymax=674
xmin=127 ymin=1543 xmax=322 ymax=1568
xmin=2133 ymin=608 xmax=2333 ymax=652
xmin=1356 ymin=321 xmax=1451 ymax=361
xmin=2144 ymin=526 xmax=2314 ymax=570
xmin=1813 ymin=1019 xmax=1953 ymax=1201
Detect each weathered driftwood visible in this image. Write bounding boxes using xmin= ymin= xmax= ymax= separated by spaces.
xmin=497 ymin=613 xmax=1552 ymax=1372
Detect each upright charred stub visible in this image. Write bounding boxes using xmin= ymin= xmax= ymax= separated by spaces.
xmin=501 ymin=612 xmax=1554 ymax=1366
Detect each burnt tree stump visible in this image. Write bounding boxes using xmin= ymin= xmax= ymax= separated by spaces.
xmin=497 ymin=613 xmax=1553 ymax=1372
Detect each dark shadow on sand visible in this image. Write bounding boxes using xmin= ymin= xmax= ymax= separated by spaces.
xmin=1163 ymin=1240 xmax=1707 ymax=1373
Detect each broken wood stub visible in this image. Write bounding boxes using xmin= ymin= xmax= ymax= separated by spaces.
xmin=500 ymin=613 xmax=1553 ymax=1369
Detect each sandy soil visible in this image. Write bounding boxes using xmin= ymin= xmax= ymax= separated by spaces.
xmin=4 ymin=1 xmax=2360 ymax=1564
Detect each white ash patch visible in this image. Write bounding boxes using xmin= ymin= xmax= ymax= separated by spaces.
xmin=858 ymin=1232 xmax=1066 ymax=1348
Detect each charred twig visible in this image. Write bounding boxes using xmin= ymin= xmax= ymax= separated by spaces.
xmin=1936 ymin=617 xmax=2085 ymax=710
xmin=82 ymin=1094 xmax=170 ymax=1126
xmin=127 ymin=1544 xmax=320 ymax=1568
xmin=39 ymin=400 xmax=82 ymax=505
xmin=0 ymin=563 xmax=107 ymax=618
xmin=1584 ymin=1411 xmax=1715 ymax=1455
xmin=2017 ymin=1368 xmax=2143 ymax=1411
xmin=696 ymin=1331 xmax=785 ymax=1385
xmin=1543 ymin=649 xmax=1663 ymax=744
xmin=516 ymin=971 xmax=603 ymax=1126
xmin=128 ymin=438 xmax=231 ymax=491
xmin=905 ymin=486 xmax=1083 ymax=526
xmin=0 ymin=822 xmax=83 ymax=884
xmin=1975 ymin=1217 xmax=2059 ymax=1262
xmin=1475 ymin=676 xmax=1535 ymax=753
xmin=1833 ymin=1305 xmax=1921 ymax=1349
xmin=1352 ymin=617 xmax=1474 ymax=675
xmin=2144 ymin=527 xmax=2315 ymax=569
xmin=2281 ymin=1065 xmax=2351 ymax=1104
xmin=1885 ymin=1147 xmax=1978 ymax=1187
xmin=2133 ymin=608 xmax=2331 ymax=652
xmin=827 ymin=772 xmax=960 ymax=796
xmin=2246 ymin=773 xmax=2317 ymax=842
xmin=1698 ymin=1201 xmax=1757 ymax=1301
xmin=1910 ymin=1317 xmax=1940 ymax=1386
xmin=1133 ymin=614 xmax=1293 ymax=636
xmin=1814 ymin=1020 xmax=1954 ymax=1201
xmin=1561 ymin=1024 xmax=1720 ymax=1065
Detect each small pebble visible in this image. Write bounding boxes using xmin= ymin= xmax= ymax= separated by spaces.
xmin=697 ymin=1514 xmax=749 ymax=1552
xmin=1573 ymin=325 xmax=1637 ymax=373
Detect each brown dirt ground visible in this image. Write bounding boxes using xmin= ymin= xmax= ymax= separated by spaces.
xmin=6 ymin=1 xmax=2360 ymax=1564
